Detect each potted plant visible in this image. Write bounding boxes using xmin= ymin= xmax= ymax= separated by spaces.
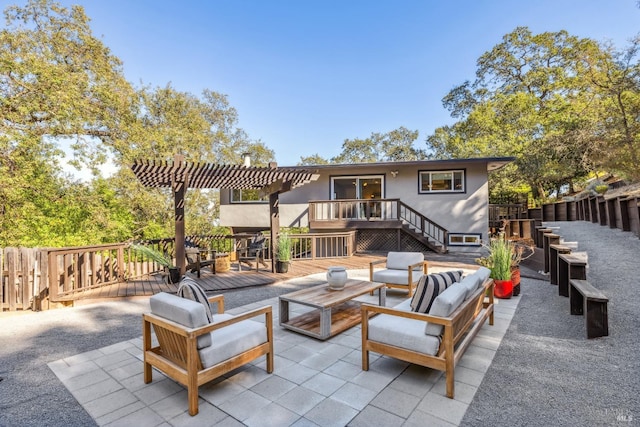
xmin=507 ymin=237 xmax=535 ymax=296
xmin=487 ymin=237 xmax=514 ymax=299
xmin=130 ymin=244 xmax=181 ymax=284
xmin=275 ymin=232 xmax=291 ymax=273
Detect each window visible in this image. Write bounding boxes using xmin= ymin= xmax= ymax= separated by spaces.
xmin=419 ymin=170 xmax=465 ymax=193
xmin=448 ymin=233 xmax=481 ymax=246
xmin=331 ymin=175 xmax=384 ymax=200
xmin=230 ymin=189 xmax=268 ymax=203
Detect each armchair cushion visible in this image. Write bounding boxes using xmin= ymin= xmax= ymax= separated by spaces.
xmin=410 ymin=270 xmax=463 ymax=313
xmin=425 ymin=283 xmax=468 ymax=336
xmin=368 ymin=312 xmax=441 ymax=356
xmin=150 ymin=292 xmax=213 ymax=349
xmin=385 ymin=252 xmax=424 ymax=271
xmin=372 ymin=268 xmax=424 ymax=285
xmin=199 ymin=319 xmax=268 ymax=369
xmin=177 ymin=278 xmax=214 ymax=323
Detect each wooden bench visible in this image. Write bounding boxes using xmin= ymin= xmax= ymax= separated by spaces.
xmin=549 ymin=243 xmax=571 ymax=285
xmin=542 ymin=233 xmax=561 ymax=274
xmin=569 ymin=279 xmax=609 ymax=338
xmin=557 ymin=252 xmax=588 ymax=297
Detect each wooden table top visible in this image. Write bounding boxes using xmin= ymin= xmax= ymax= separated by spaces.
xmin=279 ymin=279 xmax=383 ymax=308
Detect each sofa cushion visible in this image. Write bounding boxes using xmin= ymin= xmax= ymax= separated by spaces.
xmin=460 ymin=267 xmax=492 ymax=299
xmin=198 ymin=319 xmax=267 ymax=369
xmin=385 ymin=252 xmax=424 ymax=271
xmin=410 ymin=270 xmax=463 ymax=313
xmin=372 ymin=268 xmax=424 ymax=286
xmin=150 ymin=292 xmax=213 ymax=349
xmin=459 ymin=273 xmax=481 ymax=300
xmin=177 ymin=277 xmax=214 ymax=323
xmin=475 ymin=267 xmax=491 ymax=288
xmin=425 ymin=283 xmax=468 ymax=336
xmin=368 ymin=313 xmax=441 ymax=356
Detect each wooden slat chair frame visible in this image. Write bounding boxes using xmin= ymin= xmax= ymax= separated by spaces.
xmin=369 ymin=257 xmax=429 ymax=297
xmin=361 ymin=278 xmax=494 ymax=399
xmin=237 ymin=234 xmax=268 ymax=272
xmin=142 ymin=294 xmax=274 ymax=416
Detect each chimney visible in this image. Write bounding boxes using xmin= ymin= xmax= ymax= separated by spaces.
xmin=242 ymin=153 xmax=251 ymax=167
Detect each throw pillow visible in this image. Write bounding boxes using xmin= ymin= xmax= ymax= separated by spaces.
xmin=410 ymin=270 xmax=463 ymax=313
xmin=177 ymin=277 xmax=214 ymax=323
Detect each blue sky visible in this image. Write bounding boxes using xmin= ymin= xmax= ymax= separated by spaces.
xmin=7 ymin=0 xmax=640 ymax=167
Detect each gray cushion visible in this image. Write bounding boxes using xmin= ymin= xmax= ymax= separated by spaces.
xmin=385 ymin=252 xmax=424 ymax=271
xmin=410 ymin=270 xmax=463 ymax=313
xmin=475 ymin=267 xmax=491 ymax=288
xmin=424 ymin=283 xmax=468 ymax=336
xmin=368 ymin=313 xmax=441 ymax=356
xmin=177 ymin=277 xmax=214 ymax=323
xmin=198 ymin=319 xmax=267 ymax=369
xmin=459 ymin=273 xmax=481 ymax=300
xmin=150 ymin=292 xmax=212 ymax=349
xmin=372 ymin=269 xmax=424 ymax=286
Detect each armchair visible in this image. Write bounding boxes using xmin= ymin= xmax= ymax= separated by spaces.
xmin=237 ymin=233 xmax=268 ymax=272
xmin=143 ymin=292 xmax=274 ymax=416
xmin=369 ymin=251 xmax=428 ymax=297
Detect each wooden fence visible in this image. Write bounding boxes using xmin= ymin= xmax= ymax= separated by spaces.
xmin=527 ymin=194 xmax=640 ymax=237
xmin=1 ymin=231 xmax=357 ymax=312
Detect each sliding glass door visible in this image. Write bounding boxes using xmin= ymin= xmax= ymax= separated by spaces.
xmin=331 ymin=175 xmax=384 ymax=219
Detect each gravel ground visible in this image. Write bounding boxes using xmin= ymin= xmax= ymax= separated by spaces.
xmin=462 ymin=221 xmax=640 ymax=427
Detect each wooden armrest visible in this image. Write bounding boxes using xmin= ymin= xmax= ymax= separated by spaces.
xmin=207 ymin=294 xmax=225 ymax=313
xmin=407 ymin=260 xmax=427 ymax=271
xmin=369 ymin=260 xmax=386 ymax=267
xmin=361 ymin=303 xmax=452 ymax=326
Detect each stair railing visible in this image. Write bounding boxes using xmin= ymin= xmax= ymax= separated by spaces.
xmin=398 ymin=201 xmax=448 ymax=249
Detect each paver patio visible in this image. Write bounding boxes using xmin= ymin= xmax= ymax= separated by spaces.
xmin=48 ymin=268 xmax=520 ymax=427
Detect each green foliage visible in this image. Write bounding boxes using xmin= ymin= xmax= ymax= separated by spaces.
xmin=0 ymin=0 xmax=273 ymax=246
xmin=427 ymin=26 xmax=640 ymax=203
xmin=488 ymin=238 xmax=513 ymax=281
xmin=331 ymin=127 xmax=426 ymax=164
xmin=298 ymin=154 xmax=330 ymax=165
xmin=276 ymin=232 xmax=291 ymax=261
xmin=129 ymin=244 xmax=174 ymax=268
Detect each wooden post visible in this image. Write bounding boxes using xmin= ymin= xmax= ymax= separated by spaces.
xmin=269 ymin=191 xmax=279 ymax=273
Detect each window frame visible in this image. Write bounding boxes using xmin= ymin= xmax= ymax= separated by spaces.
xmin=447 ymin=233 xmax=482 ymax=247
xmin=230 ymin=188 xmax=268 ymax=204
xmin=418 ymin=169 xmax=466 ymax=194
xmin=330 ymin=174 xmax=385 ymax=200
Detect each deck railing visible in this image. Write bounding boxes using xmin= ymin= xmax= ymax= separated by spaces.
xmin=309 ymin=199 xmax=448 ymax=248
xmin=2 ymin=231 xmax=357 ymax=311
xmin=309 ymin=198 xmax=399 ymax=221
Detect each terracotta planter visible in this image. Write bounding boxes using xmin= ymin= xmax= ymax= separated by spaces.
xmin=511 ymin=267 xmax=521 ymax=296
xmin=494 ymin=279 xmax=513 ymax=299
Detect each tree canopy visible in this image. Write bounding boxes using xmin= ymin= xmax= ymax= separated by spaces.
xmin=298 ymin=126 xmax=425 ymax=165
xmin=0 ymin=0 xmax=269 ymax=246
xmin=426 ymin=27 xmax=640 ymax=202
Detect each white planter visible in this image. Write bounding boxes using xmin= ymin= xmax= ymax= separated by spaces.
xmin=327 ymin=266 xmax=348 ymax=290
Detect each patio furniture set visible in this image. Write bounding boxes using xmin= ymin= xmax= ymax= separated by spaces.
xmin=142 ymin=252 xmax=495 ymax=416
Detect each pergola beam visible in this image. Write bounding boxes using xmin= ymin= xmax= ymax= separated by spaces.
xmin=131 ymin=155 xmax=318 ymax=274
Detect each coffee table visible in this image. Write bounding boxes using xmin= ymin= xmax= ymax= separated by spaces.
xmin=279 ymin=279 xmax=386 ymax=340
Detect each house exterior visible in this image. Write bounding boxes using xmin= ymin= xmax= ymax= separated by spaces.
xmin=219 ymin=157 xmax=513 ymax=253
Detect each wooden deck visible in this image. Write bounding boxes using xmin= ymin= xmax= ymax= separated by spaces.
xmin=60 ymin=254 xmax=389 ymax=303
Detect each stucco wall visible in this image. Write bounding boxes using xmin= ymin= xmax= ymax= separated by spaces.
xmin=219 ymin=161 xmax=490 ymax=251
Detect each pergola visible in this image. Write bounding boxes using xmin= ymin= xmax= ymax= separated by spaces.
xmin=131 ymin=154 xmax=319 ymax=273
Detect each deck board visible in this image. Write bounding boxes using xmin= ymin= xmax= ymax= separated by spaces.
xmin=57 ymin=254 xmax=388 ymax=303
